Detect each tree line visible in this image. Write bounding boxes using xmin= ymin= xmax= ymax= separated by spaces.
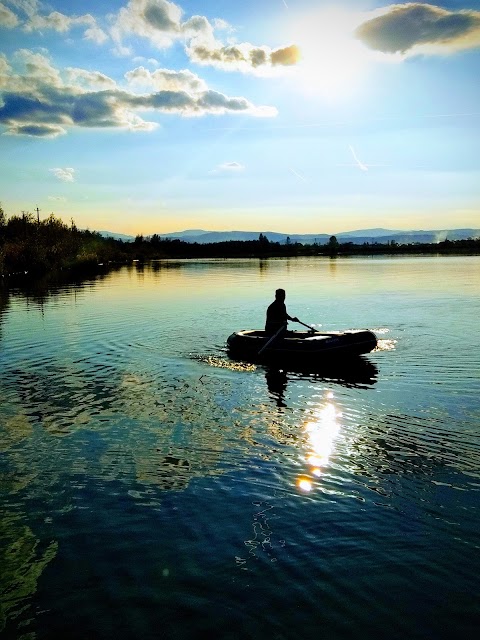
xmin=1 ymin=206 xmax=479 ymax=278
xmin=0 ymin=207 xmax=125 ymax=276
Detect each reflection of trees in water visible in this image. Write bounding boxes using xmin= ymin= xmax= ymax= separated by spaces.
xmin=3 ymin=360 xmax=234 ymax=492
xmin=0 ymin=367 xmax=239 ymax=630
xmin=0 ymin=343 xmax=59 ymax=635
xmin=258 ymin=259 xmax=269 ymax=276
xmin=0 ymin=411 xmax=37 ymax=499
xmin=101 ymin=374 xmax=232 ymax=490
xmin=0 ymin=511 xmax=58 ymax=636
xmin=0 ymin=284 xmax=9 ymax=344
xmin=146 ymin=455 xmax=191 ymax=492
xmin=6 ymin=267 xmax=122 ymax=307
xmin=6 ymin=364 xmax=121 ymax=436
xmin=0 ymin=411 xmax=33 ymax=452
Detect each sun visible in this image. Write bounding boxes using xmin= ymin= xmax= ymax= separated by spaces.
xmin=291 ymin=8 xmax=372 ymax=101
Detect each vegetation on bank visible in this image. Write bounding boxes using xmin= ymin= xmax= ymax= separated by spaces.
xmin=1 ymin=206 xmax=479 ymax=278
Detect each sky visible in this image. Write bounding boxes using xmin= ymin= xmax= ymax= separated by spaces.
xmin=0 ymin=0 xmax=479 ymax=235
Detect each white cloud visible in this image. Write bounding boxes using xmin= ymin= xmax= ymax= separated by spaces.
xmin=111 ymin=0 xmax=184 ymax=51
xmin=0 ymin=53 xmax=12 ymax=75
xmin=0 ymin=2 xmax=19 ymax=27
xmin=212 ymin=18 xmax=231 ymax=32
xmin=1 ymin=49 xmax=63 ymax=91
xmin=125 ymin=66 xmax=207 ymax=93
xmin=210 ymin=161 xmax=246 ymax=174
xmin=110 ymin=0 xmax=300 ymax=74
xmin=48 ymin=195 xmax=67 ymax=202
xmin=2 ymin=0 xmax=107 ymax=43
xmin=50 ymin=167 xmax=75 ymax=182
xmin=132 ymin=56 xmax=159 ymax=66
xmin=0 ymin=49 xmax=277 ymax=137
xmin=355 ymin=3 xmax=480 ymax=55
xmin=84 ymin=24 xmax=109 ymax=45
xmin=186 ymin=33 xmax=300 ymax=74
xmin=220 ymin=161 xmax=245 ymax=171
xmin=6 ymin=123 xmax=66 ymax=137
xmin=122 ymin=112 xmax=157 ymax=131
xmin=3 ymin=1 xmax=300 ymax=75
xmin=65 ymin=67 xmax=117 ymax=90
xmin=4 ymin=0 xmax=37 ymax=19
xmin=23 ymin=10 xmax=95 ymax=33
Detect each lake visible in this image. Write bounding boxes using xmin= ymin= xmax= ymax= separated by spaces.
xmin=1 ymin=255 xmax=479 ymax=640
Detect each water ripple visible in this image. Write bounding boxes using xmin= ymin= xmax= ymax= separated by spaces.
xmin=1 ymin=258 xmax=479 ymax=640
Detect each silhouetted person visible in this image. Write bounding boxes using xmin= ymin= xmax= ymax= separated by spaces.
xmin=265 ymin=288 xmax=298 ymax=335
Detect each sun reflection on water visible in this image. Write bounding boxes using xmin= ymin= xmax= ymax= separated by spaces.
xmin=297 ymin=391 xmax=342 ymax=492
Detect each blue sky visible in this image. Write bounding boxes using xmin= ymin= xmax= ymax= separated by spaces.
xmin=0 ymin=0 xmax=479 ymax=235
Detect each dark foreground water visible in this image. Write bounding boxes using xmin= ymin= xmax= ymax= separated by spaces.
xmin=1 ymin=256 xmax=479 ymax=640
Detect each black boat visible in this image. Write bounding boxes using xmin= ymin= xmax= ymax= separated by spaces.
xmin=227 ymin=329 xmax=378 ymax=362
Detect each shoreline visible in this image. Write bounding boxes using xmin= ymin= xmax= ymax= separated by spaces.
xmin=2 ymin=250 xmax=479 ymax=288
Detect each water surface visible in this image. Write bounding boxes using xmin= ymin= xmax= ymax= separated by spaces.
xmin=1 ymin=256 xmax=479 ymax=639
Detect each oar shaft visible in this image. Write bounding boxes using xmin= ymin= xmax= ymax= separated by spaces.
xmin=296 ymin=319 xmax=337 ymax=337
xmin=296 ymin=319 xmax=333 ymax=335
xmin=258 ymin=324 xmax=286 ymax=355
xmin=296 ymin=319 xmax=316 ymax=331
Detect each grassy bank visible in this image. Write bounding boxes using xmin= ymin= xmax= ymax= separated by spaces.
xmin=0 ymin=210 xmax=129 ymax=277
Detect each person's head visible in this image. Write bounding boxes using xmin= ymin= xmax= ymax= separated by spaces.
xmin=275 ymin=288 xmax=286 ymax=301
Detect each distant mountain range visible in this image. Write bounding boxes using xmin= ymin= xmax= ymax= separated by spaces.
xmin=98 ymin=227 xmax=480 ymax=245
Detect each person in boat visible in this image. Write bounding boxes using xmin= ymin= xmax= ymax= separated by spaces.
xmin=265 ymin=288 xmax=298 ymax=335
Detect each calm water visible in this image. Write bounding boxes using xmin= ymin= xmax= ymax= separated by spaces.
xmin=1 ymin=256 xmax=479 ymax=640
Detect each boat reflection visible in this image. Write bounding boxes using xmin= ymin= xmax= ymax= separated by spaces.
xmin=265 ymin=357 xmax=378 ymax=407
xmin=297 ymin=391 xmax=342 ymax=492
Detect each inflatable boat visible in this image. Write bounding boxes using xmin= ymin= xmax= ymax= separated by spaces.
xmin=226 ymin=329 xmax=377 ymax=363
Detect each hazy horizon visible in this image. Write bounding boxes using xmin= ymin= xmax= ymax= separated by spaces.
xmin=99 ymin=224 xmax=480 ymax=233
xmin=1 ymin=1 xmax=479 ymax=235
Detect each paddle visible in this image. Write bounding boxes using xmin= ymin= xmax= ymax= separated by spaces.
xmin=294 ymin=319 xmax=335 ymax=336
xmin=258 ymin=318 xmax=326 ymax=356
xmin=295 ymin=319 xmax=318 ymax=332
xmin=258 ymin=323 xmax=287 ymax=355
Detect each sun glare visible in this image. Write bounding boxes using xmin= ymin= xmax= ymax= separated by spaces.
xmin=297 ymin=393 xmax=342 ymax=492
xmin=292 ymin=8 xmax=371 ymax=101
